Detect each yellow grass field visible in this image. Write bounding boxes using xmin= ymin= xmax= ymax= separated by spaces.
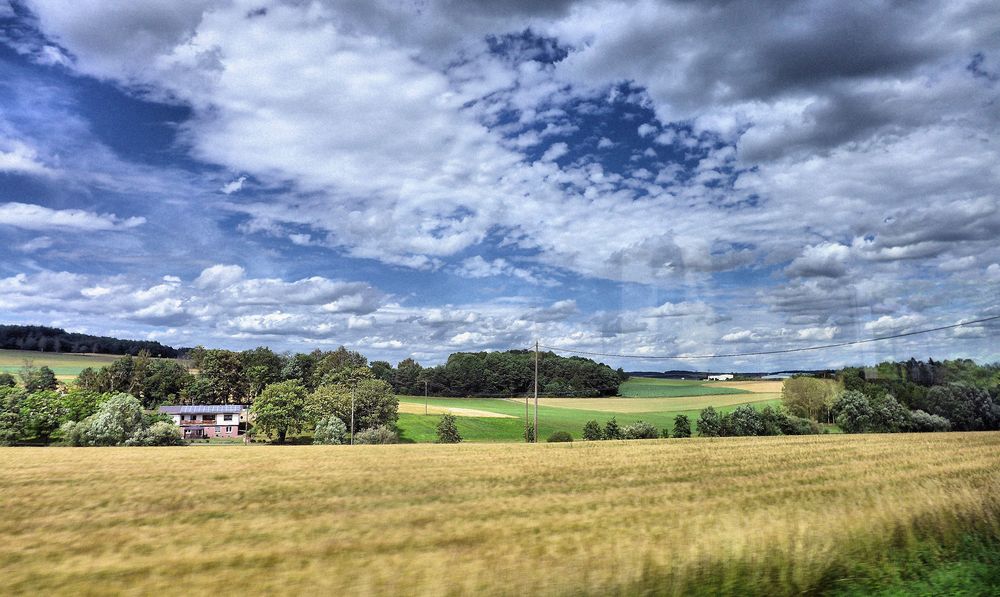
xmin=397 ymin=401 xmax=515 ymax=418
xmin=709 ymin=380 xmax=785 ymax=393
xmin=528 ymin=392 xmax=781 ymax=413
xmin=1 ymin=433 xmax=998 ymax=596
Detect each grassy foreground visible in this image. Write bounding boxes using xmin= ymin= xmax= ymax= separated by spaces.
xmin=2 ymin=433 xmax=999 ymax=596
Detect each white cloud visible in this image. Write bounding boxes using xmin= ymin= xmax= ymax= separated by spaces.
xmin=16 ymin=236 xmax=53 ymax=252
xmin=540 ymin=142 xmax=569 ymax=162
xmin=194 ymin=264 xmax=245 ymax=290
xmin=637 ymin=123 xmax=656 ymax=137
xmin=864 ymin=314 xmax=926 ymax=336
xmin=0 ymin=202 xmax=144 ymax=231
xmin=0 ymin=139 xmax=52 ymax=175
xmin=597 ymin=137 xmax=614 ymax=149
xmin=221 ymin=175 xmax=246 ymax=194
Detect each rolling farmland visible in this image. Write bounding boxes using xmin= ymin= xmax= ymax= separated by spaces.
xmin=1 ymin=433 xmax=998 ymax=596
xmin=0 ymin=349 xmax=124 ymax=381
xmin=395 ymin=378 xmax=783 ymax=442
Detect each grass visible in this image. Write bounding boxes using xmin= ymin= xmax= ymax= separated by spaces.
xmin=1 ymin=432 xmax=997 ymax=595
xmin=0 ymin=349 xmax=124 ymax=381
xmin=395 ymin=394 xmax=782 ymax=442
xmin=619 ymin=377 xmax=750 ymax=397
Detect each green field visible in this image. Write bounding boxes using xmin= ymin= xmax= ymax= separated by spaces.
xmin=2 ymin=433 xmax=998 ymax=596
xmin=395 ymin=378 xmax=783 ymax=442
xmin=0 ymin=349 xmax=124 ymax=381
xmin=619 ymin=376 xmax=751 ymax=397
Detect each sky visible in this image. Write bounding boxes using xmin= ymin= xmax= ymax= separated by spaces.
xmin=0 ymin=0 xmax=998 ymax=371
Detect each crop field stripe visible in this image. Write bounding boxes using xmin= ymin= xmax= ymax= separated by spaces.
xmin=1 ymin=433 xmax=998 ymax=596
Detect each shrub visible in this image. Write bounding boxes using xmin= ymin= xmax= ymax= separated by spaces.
xmin=660 ymin=427 xmax=670 ymax=439
xmin=86 ymin=393 xmax=146 ymax=446
xmin=908 ymin=410 xmax=951 ymax=432
xmin=125 ymin=421 xmax=184 ymax=446
xmin=672 ymin=414 xmax=691 ymax=438
xmin=0 ymin=372 xmax=15 ymax=388
xmin=834 ymin=391 xmax=909 ymax=433
xmin=697 ymin=407 xmax=723 ymax=437
xmin=923 ymin=384 xmax=998 ymax=431
xmin=313 ymin=416 xmax=348 ymax=445
xmin=603 ymin=417 xmax=623 ymax=440
xmin=722 ymin=404 xmax=764 ymax=437
xmin=582 ymin=419 xmax=603 ymax=440
xmin=59 ymin=420 xmax=87 ymax=446
xmin=436 ymin=413 xmax=462 ymax=443
xmin=355 ymin=424 xmax=398 ymax=444
xmin=19 ymin=390 xmax=65 ymax=441
xmin=524 ymin=425 xmax=535 ymax=442
xmin=22 ymin=365 xmax=58 ymax=392
xmin=780 ymin=414 xmax=822 ymax=435
xmin=622 ymin=420 xmax=659 ymax=440
xmin=547 ymin=431 xmax=573 ymax=442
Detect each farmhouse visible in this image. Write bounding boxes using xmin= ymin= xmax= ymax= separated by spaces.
xmin=707 ymin=374 xmax=735 ymax=381
xmin=159 ymin=405 xmax=247 ymax=439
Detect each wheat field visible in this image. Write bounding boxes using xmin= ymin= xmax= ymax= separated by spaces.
xmin=1 ymin=433 xmax=999 ymax=596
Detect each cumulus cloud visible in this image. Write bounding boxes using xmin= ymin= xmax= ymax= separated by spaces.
xmin=0 ymin=202 xmax=145 ymax=231
xmin=3 ymin=0 xmax=998 ymax=368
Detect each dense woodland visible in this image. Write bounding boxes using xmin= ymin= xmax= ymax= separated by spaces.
xmin=0 ymin=325 xmax=178 ymax=357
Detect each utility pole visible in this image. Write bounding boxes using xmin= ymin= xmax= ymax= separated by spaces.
xmin=350 ymin=385 xmax=355 ymax=445
xmin=424 ymin=380 xmax=429 ymax=416
xmin=534 ymin=340 xmax=539 ymax=443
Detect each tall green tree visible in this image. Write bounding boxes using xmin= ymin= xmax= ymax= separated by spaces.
xmin=252 ymin=381 xmax=308 ymax=443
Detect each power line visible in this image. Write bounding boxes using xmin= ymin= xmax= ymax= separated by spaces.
xmin=537 ymin=313 xmax=1000 ymax=360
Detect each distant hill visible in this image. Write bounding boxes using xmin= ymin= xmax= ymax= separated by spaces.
xmin=628 ymin=369 xmax=834 ymax=379
xmin=0 ymin=325 xmax=178 ymax=358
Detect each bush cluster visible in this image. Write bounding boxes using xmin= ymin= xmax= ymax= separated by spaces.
xmin=61 ymin=394 xmax=182 ymax=446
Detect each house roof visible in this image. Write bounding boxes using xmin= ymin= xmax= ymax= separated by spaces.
xmin=159 ymin=405 xmax=245 ymax=415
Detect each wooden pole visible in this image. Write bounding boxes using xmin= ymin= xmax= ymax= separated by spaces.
xmin=534 ymin=340 xmax=539 ymax=443
xmin=425 ymin=380 xmax=428 ymax=416
xmin=350 ymin=386 xmax=355 ymax=445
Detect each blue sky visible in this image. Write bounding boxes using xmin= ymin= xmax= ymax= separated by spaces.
xmin=0 ymin=0 xmax=998 ymax=370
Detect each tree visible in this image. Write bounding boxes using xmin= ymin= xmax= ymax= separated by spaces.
xmin=781 ymin=376 xmax=836 ymax=421
xmin=392 ymin=358 xmax=424 ymax=395
xmin=603 ymin=417 xmax=623 ymax=440
xmin=672 ymin=414 xmax=692 ymax=438
xmin=306 ymin=379 xmax=398 ymax=433
xmin=62 ymin=388 xmax=111 ymax=421
xmin=833 ymin=391 xmax=909 ymax=433
xmin=241 ymin=346 xmax=284 ymax=398
xmin=22 ymin=365 xmax=58 ymax=392
xmin=313 ymin=416 xmax=348 ymax=445
xmin=697 ymin=407 xmax=723 ymax=437
xmin=622 ymin=421 xmax=659 ymax=440
xmin=370 ymin=361 xmax=393 ymax=384
xmin=252 ymin=381 xmax=308 ymax=443
xmin=923 ymin=384 xmax=998 ymax=431
xmin=582 ymin=419 xmax=603 ymax=440
xmin=0 ymin=372 xmax=15 ymax=387
xmin=84 ymin=393 xmax=146 ymax=446
xmin=436 ymin=413 xmax=462 ymax=443
xmin=20 ymin=390 xmax=64 ymax=441
xmin=198 ymin=349 xmax=248 ymax=404
xmin=721 ymin=404 xmax=764 ymax=437
xmin=0 ymin=387 xmax=25 ymax=445
xmin=834 ymin=390 xmax=874 ymax=434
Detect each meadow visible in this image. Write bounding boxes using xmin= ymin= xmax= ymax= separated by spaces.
xmin=395 ymin=378 xmax=782 ymax=442
xmin=0 ymin=349 xmax=123 ymax=381
xmin=1 ymin=433 xmax=998 ymax=595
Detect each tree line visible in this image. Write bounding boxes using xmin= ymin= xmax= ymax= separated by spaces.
xmin=0 ymin=325 xmax=178 ymax=357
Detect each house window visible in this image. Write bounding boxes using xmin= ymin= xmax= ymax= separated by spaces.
xmin=224 ymin=414 xmax=233 ymax=421
xmin=226 ymin=426 xmax=233 ymax=433
xmin=215 ymin=427 xmax=221 ymax=433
